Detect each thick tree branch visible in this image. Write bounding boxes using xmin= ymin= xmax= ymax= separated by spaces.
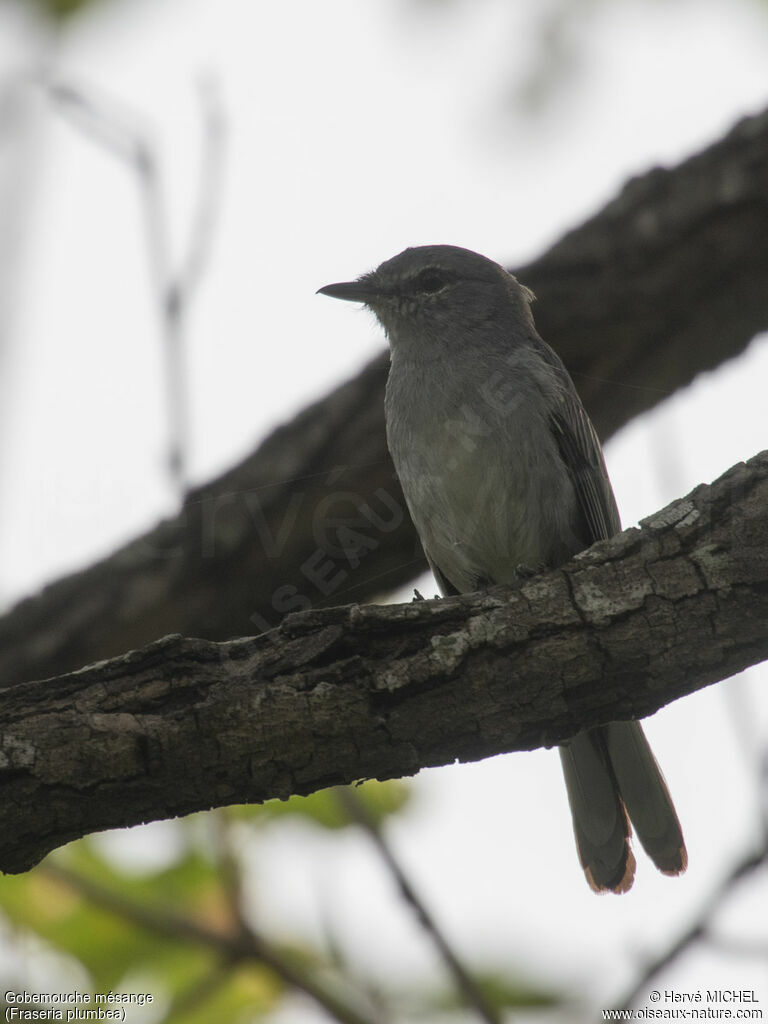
xmin=1 ymin=452 xmax=767 ymax=875
xmin=3 ymin=106 xmax=768 ymax=685
xmin=518 ymin=108 xmax=768 ymax=439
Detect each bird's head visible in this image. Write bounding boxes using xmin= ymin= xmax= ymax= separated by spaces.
xmin=318 ymin=244 xmax=535 ymax=351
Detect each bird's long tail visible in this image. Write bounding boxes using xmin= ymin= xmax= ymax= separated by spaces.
xmin=559 ymin=721 xmax=687 ymax=893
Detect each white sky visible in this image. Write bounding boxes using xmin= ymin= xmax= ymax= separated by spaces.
xmin=1 ymin=0 xmax=768 ymax=1019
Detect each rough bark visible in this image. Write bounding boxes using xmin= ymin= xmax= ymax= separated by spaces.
xmin=3 ymin=107 xmax=768 ymax=685
xmin=1 ymin=451 xmax=766 ymax=875
xmin=518 ymin=107 xmax=768 ymax=438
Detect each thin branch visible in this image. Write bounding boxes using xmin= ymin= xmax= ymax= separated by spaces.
xmin=212 ymin=805 xmax=395 ymax=1021
xmin=42 ymin=861 xmax=381 ymax=1024
xmin=47 ymin=81 xmax=144 ymax=165
xmin=614 ymin=723 xmax=768 ymax=1013
xmin=614 ymin=843 xmax=768 ymax=1011
xmin=47 ymin=76 xmax=227 ymax=497
xmin=211 ymin=809 xmax=252 ymax=942
xmin=703 ymin=932 xmax=768 ymax=961
xmin=316 ymin=909 xmax=395 ymax=1024
xmin=335 ymin=787 xmax=501 ymax=1024
xmin=160 ymin=962 xmax=234 ymax=1023
xmin=179 ymin=76 xmax=226 ymax=299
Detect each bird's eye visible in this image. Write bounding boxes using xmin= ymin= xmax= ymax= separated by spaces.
xmin=411 ymin=268 xmax=450 ymax=295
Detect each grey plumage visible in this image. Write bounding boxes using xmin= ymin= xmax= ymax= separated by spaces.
xmin=318 ymin=244 xmax=687 ymax=893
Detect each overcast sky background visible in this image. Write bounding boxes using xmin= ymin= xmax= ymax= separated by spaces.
xmin=1 ymin=0 xmax=768 ymax=1020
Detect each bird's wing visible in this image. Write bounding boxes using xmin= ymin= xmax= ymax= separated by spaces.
xmin=537 ymin=342 xmax=621 ymax=545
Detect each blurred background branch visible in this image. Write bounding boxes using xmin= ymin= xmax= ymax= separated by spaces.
xmin=48 ymin=74 xmax=226 ymax=497
xmin=335 ymin=788 xmax=502 ymax=1024
xmin=616 ymin=841 xmax=768 ymax=1011
xmin=42 ymin=851 xmax=385 ymax=1024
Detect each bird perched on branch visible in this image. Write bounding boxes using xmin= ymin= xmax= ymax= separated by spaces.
xmin=319 ymin=244 xmax=687 ymax=892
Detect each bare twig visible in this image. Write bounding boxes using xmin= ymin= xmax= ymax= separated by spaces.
xmin=335 ymin=787 xmax=502 ymax=1024
xmin=179 ymin=77 xmax=226 ymax=300
xmin=761 ymin=749 xmax=768 ymax=841
xmin=214 ymin=801 xmax=395 ymax=1022
xmin=211 ymin=808 xmax=252 ymax=941
xmin=314 ymin=871 xmax=396 ymax=1024
xmin=704 ymin=932 xmax=768 ymax=961
xmin=615 ymin=843 xmax=768 ymax=1011
xmin=47 ymin=77 xmax=227 ymax=497
xmin=47 ymin=81 xmax=143 ymax=164
xmin=616 ymin=704 xmax=768 ymax=1016
xmin=160 ymin=961 xmax=234 ymax=1023
xmin=42 ymin=860 xmax=381 ymax=1024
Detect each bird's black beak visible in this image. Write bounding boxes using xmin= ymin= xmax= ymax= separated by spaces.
xmin=317 ymin=278 xmax=381 ymax=304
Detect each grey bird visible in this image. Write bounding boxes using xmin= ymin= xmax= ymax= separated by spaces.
xmin=318 ymin=244 xmax=687 ymax=893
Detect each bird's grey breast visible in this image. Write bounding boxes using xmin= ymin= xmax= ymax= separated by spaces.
xmin=384 ymin=344 xmax=583 ymax=592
